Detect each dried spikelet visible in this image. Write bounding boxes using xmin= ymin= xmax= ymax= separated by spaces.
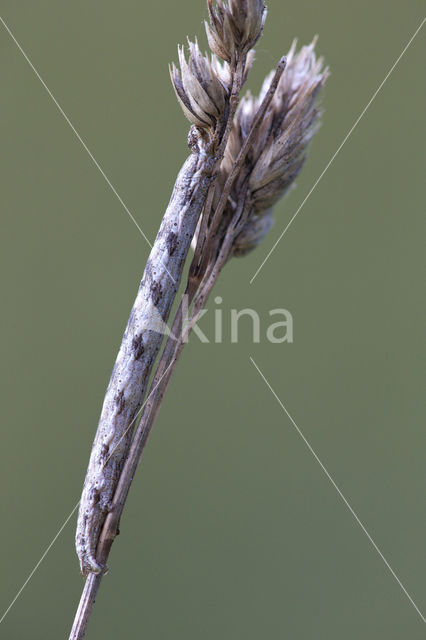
xmin=170 ymin=40 xmax=230 ymax=129
xmin=248 ymin=40 xmax=328 ymax=209
xmin=205 ymin=0 xmax=266 ymax=62
xmin=224 ymin=38 xmax=329 ymax=255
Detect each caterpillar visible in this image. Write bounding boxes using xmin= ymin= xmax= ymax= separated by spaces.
xmin=76 ymin=132 xmax=214 ymax=575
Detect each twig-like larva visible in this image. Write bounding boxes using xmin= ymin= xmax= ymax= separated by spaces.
xmin=76 ymin=131 xmax=215 ymax=575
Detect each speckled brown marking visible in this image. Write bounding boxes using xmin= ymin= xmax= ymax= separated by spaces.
xmin=114 ymin=389 xmax=126 ymax=414
xmin=143 ymin=259 xmax=153 ymax=285
xmin=166 ymin=231 xmax=179 ymax=256
xmin=131 ymin=334 xmax=145 ymax=360
xmin=150 ymin=280 xmax=163 ymax=306
xmin=90 ymin=487 xmax=101 ymax=506
xmin=100 ymin=444 xmax=109 ymax=462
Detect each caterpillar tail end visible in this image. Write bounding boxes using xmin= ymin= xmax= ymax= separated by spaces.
xmin=80 ymin=554 xmax=105 ymax=578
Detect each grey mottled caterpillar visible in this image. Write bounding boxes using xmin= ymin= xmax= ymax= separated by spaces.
xmin=76 ymin=131 xmax=215 ymax=575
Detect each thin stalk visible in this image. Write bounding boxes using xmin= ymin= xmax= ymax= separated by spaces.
xmin=70 ymin=184 xmax=249 ymax=640
xmin=70 ymin=54 xmax=251 ymax=640
xmin=70 ymin=56 xmax=284 ymax=636
xmin=69 ymin=574 xmax=101 ymax=640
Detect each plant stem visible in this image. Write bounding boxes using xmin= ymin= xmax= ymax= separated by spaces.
xmin=69 ymin=574 xmax=101 ymax=640
xmin=69 ymin=56 xmax=254 ymax=640
xmin=69 ymin=54 xmax=285 ymax=638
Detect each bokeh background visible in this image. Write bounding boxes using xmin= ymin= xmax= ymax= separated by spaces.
xmin=0 ymin=1 xmax=425 ymax=638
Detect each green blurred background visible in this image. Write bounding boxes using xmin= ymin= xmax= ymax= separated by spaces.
xmin=0 ymin=1 xmax=425 ymax=638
